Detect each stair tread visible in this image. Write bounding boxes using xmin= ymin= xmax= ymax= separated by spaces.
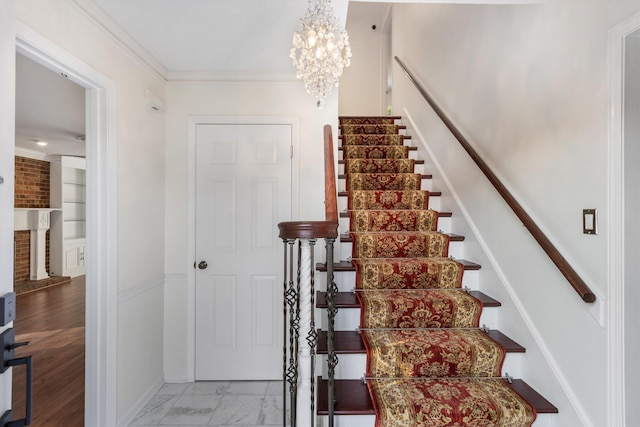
xmin=317 ymin=378 xmax=558 ymax=415
xmin=317 ymin=378 xmax=375 ymax=415
xmin=316 ymin=116 xmax=559 ymax=419
xmin=339 ymin=210 xmax=451 ymax=218
xmin=339 ymin=115 xmax=403 ymax=119
xmin=338 ymin=159 xmax=425 ymax=165
xmin=316 ymin=259 xmax=481 ymax=272
xmin=339 ymin=146 xmax=418 ymax=151
xmin=316 ymin=329 xmax=523 ymax=354
xmin=340 ymin=124 xmax=407 ymax=129
xmin=316 ymin=290 xmax=500 ymax=308
xmin=340 ymin=233 xmax=464 ymax=242
xmin=339 ymin=134 xmax=412 ymax=140
xmin=338 ymin=173 xmax=432 ymax=179
xmin=339 ymin=191 xmax=441 ymax=197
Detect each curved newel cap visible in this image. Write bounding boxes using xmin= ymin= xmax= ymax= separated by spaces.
xmin=278 ymin=221 xmax=339 ymax=240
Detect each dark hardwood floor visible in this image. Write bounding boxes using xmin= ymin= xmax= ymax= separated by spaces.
xmin=11 ymin=276 xmax=85 ymax=427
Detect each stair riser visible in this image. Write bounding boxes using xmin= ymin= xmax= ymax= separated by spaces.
xmin=318 ymin=354 xmax=366 ymax=379
xmin=338 ymin=240 xmax=465 ymax=262
xmin=317 ymin=415 xmax=375 ymax=427
xmin=322 ymin=269 xmax=480 ymax=293
xmin=331 ymin=271 xmax=355 ymax=291
xmin=338 ymin=163 xmax=426 ymax=176
xmin=338 ymin=215 xmax=451 ymax=235
xmin=338 ymin=177 xmax=433 ymax=194
xmin=501 ymin=352 xmax=522 ymax=378
xmin=337 ymin=193 xmax=441 ymax=213
xmin=322 ymin=304 xmax=498 ymax=331
xmin=317 ymin=351 xmax=524 ymax=380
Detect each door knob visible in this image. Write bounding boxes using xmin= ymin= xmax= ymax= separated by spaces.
xmin=198 ymin=261 xmax=208 ymax=270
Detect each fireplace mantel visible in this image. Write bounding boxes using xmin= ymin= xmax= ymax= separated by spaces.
xmin=14 ymin=208 xmax=61 ymax=280
xmin=14 ymin=208 xmax=59 ymax=231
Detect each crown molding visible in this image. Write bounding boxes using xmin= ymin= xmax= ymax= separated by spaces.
xmin=71 ymin=0 xmax=168 ymax=80
xmin=15 ymin=147 xmax=49 ymax=161
xmin=166 ymin=69 xmax=299 ymax=83
xmin=353 ymin=0 xmax=543 ymax=3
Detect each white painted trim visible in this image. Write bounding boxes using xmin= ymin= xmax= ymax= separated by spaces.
xmin=166 ymin=70 xmax=298 ymax=83
xmin=186 ymin=115 xmax=300 ymax=382
xmin=605 ymin=9 xmax=640 ymax=427
xmin=164 ymin=273 xmax=186 ymax=284
xmin=116 ymin=376 xmax=164 ymax=427
xmin=163 ymin=372 xmax=191 ymax=383
xmin=165 ymin=80 xmax=304 ymax=88
xmin=70 ymin=0 xmax=167 ymax=81
xmin=14 ymin=147 xmax=48 ymax=161
xmin=354 ymin=0 xmax=543 ymax=3
xmin=163 ymin=273 xmax=188 ymax=383
xmin=404 ymin=107 xmax=595 ymax=427
xmin=116 ymin=276 xmax=164 ymax=303
xmin=15 ymin=23 xmax=118 ymax=427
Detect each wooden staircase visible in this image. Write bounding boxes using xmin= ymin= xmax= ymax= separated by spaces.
xmin=313 ymin=116 xmax=558 ymax=426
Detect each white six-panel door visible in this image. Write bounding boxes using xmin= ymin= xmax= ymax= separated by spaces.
xmin=195 ymin=123 xmax=291 ymax=380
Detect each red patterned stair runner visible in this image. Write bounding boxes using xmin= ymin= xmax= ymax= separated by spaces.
xmin=340 ymin=117 xmax=537 ymax=426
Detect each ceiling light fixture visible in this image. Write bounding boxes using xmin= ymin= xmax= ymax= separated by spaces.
xmin=290 ymin=0 xmax=352 ymax=107
xmin=36 ymin=141 xmax=48 ymax=147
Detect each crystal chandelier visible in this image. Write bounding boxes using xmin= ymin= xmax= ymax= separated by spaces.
xmin=290 ymin=0 xmax=352 ymax=105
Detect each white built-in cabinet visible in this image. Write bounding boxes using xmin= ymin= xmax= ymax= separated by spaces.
xmin=50 ymin=156 xmax=86 ymax=278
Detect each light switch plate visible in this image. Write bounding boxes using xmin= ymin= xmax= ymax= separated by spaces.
xmin=583 ymin=209 xmax=598 ymax=235
xmin=0 ymin=292 xmax=15 ymax=326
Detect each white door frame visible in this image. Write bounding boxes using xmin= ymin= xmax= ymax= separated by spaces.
xmin=186 ymin=116 xmax=299 ymax=381
xmin=606 ymin=9 xmax=640 ymax=427
xmin=15 ymin=23 xmax=118 ymax=426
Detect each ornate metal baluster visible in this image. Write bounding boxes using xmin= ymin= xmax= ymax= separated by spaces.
xmin=284 ymin=239 xmax=298 ymax=427
xmin=325 ymin=238 xmax=338 ymax=427
xmin=282 ymin=238 xmax=294 ymax=427
xmin=282 ymin=239 xmax=288 ymax=427
xmin=307 ymin=239 xmax=318 ymax=427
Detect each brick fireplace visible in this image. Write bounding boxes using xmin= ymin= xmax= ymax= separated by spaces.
xmin=14 ymin=156 xmax=51 ymax=283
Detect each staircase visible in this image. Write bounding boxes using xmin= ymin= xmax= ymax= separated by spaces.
xmin=313 ymin=116 xmax=558 ymax=426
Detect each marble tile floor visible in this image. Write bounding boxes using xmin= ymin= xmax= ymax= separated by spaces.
xmin=129 ymin=380 xmax=290 ymax=426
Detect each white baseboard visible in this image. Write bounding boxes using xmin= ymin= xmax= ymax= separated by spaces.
xmin=116 ymin=376 xmax=164 ymax=427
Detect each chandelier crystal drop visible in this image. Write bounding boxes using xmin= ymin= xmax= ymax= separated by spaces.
xmin=290 ymin=0 xmax=352 ymax=103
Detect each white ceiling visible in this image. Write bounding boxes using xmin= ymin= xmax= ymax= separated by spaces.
xmin=85 ymin=0 xmax=345 ymax=81
xmin=15 ymin=53 xmax=86 ymax=157
xmin=15 ymin=0 xmax=353 ymax=157
xmin=15 ymin=0 xmax=532 ymax=157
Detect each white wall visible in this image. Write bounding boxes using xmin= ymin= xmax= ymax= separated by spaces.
xmin=163 ymin=81 xmax=337 ymax=381
xmin=339 ymin=2 xmax=388 ymax=116
xmin=14 ymin=1 xmax=166 ymax=424
xmin=390 ymin=2 xmax=640 ymax=426
xmin=0 ymin=0 xmax=16 ymax=418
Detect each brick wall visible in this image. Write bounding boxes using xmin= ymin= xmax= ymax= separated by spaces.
xmin=15 ymin=156 xmax=50 ymax=208
xmin=14 ymin=156 xmax=51 ymax=283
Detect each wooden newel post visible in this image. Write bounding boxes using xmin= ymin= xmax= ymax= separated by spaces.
xmin=278 ymin=123 xmax=339 ymax=427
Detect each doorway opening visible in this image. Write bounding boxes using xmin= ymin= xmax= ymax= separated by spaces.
xmin=12 ymin=52 xmax=87 ymax=425
xmin=15 ymin=31 xmax=117 ymax=426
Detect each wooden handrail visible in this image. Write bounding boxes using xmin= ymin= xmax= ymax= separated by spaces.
xmin=278 ymin=125 xmax=339 ymax=240
xmin=395 ymin=56 xmax=596 ymax=303
xmin=324 ymin=125 xmax=338 ymax=223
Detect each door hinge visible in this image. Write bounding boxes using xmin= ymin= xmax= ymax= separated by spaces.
xmin=290 ymin=145 xmax=293 ymax=159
